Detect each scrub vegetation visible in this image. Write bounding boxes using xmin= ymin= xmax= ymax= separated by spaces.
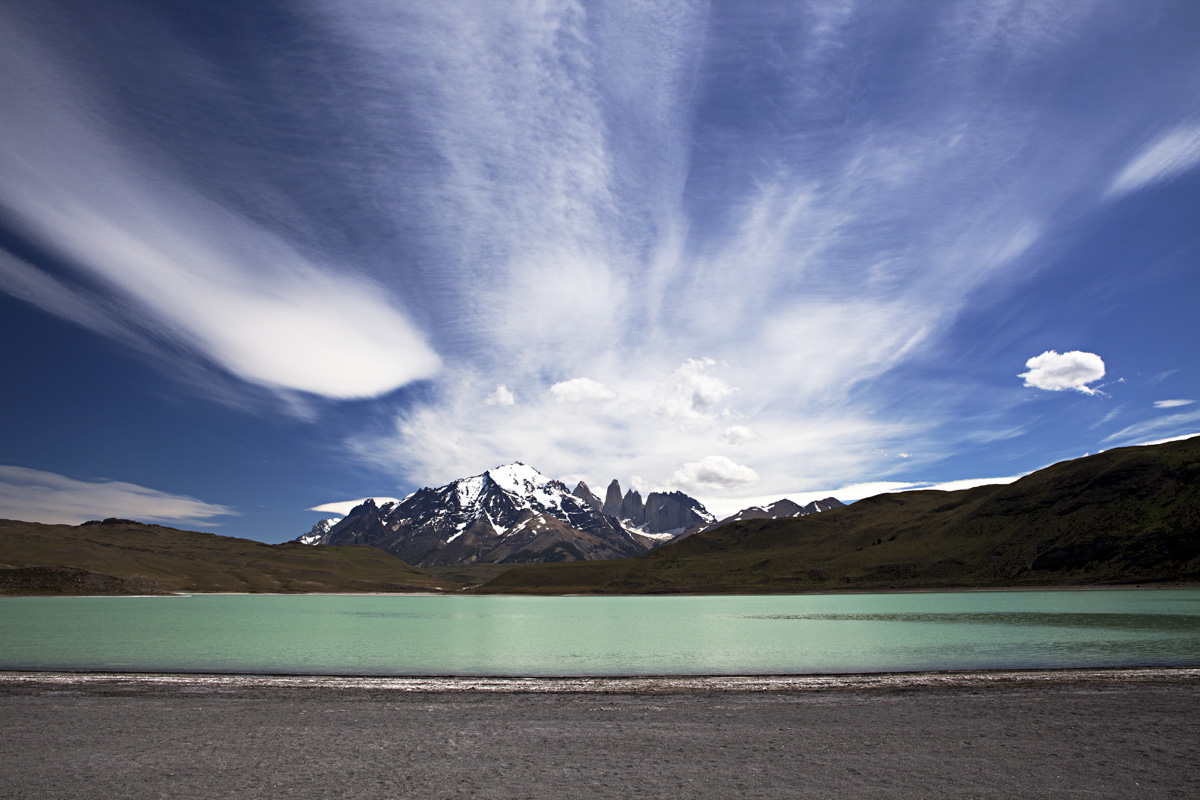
xmin=0 ymin=519 xmax=455 ymax=595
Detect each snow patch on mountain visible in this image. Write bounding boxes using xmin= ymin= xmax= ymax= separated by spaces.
xmin=486 ymin=462 xmax=573 ymax=516
xmin=298 ymin=517 xmax=342 ymax=545
xmin=455 ymin=475 xmax=486 ymax=510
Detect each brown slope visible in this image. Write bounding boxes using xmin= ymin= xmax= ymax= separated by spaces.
xmin=0 ymin=518 xmax=455 ymax=595
xmin=477 ymin=437 xmax=1200 ymax=594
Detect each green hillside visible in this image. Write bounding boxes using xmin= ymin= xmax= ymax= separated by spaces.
xmin=0 ymin=518 xmax=456 ymax=595
xmin=478 ymin=437 xmax=1200 ymax=594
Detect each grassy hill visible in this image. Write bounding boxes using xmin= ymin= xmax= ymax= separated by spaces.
xmin=478 ymin=437 xmax=1200 ymax=594
xmin=0 ymin=518 xmax=456 ymax=595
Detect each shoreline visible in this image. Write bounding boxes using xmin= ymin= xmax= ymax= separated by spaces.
xmin=4 ymin=581 xmax=1200 ymax=599
xmin=5 ymin=665 xmax=1198 ymax=799
xmin=4 ymin=665 xmax=1198 ymax=693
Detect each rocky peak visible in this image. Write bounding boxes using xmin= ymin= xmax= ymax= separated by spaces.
xmin=764 ymin=499 xmax=804 ymax=517
xmin=620 ymin=489 xmax=646 ymax=525
xmin=602 ymin=479 xmax=623 ymax=518
xmin=806 ymin=497 xmax=845 ymax=513
xmin=572 ymin=481 xmax=601 ymax=510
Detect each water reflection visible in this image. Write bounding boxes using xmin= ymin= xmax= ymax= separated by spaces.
xmin=740 ymin=612 xmax=1200 ymax=631
xmin=3 ymin=589 xmax=1199 ymax=675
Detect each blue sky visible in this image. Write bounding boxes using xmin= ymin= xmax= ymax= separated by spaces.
xmin=1 ymin=0 xmax=1198 ymax=542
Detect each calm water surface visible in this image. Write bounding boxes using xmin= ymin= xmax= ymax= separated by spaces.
xmin=2 ymin=589 xmax=1198 ymax=675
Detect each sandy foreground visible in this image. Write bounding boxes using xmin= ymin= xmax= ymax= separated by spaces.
xmin=2 ymin=669 xmax=1197 ymax=799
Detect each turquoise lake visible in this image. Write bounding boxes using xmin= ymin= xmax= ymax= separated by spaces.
xmin=2 ymin=589 xmax=1199 ymax=676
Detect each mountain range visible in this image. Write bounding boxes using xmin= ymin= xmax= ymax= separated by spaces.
xmin=479 ymin=437 xmax=1200 ymax=594
xmin=687 ymin=497 xmax=845 ymax=536
xmin=297 ymin=463 xmax=842 ymax=568
xmin=4 ymin=438 xmax=1196 ymax=595
xmin=298 ymin=464 xmax=701 ymax=567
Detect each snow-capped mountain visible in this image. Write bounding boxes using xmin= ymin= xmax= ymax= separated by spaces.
xmin=298 ymin=463 xmax=660 ymax=567
xmin=297 ymin=517 xmax=342 ymax=545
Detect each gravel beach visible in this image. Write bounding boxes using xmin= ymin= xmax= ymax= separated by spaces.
xmin=2 ymin=669 xmax=1197 ymax=799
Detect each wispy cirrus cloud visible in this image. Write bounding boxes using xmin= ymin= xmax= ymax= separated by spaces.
xmin=337 ymin=1 xmax=1194 ymax=509
xmin=1108 ymin=123 xmax=1200 ymax=198
xmin=0 ymin=466 xmax=234 ymax=526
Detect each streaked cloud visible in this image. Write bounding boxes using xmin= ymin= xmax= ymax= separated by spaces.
xmin=0 ymin=466 xmax=234 ymax=526
xmin=335 ymin=1 xmax=1167 ymax=502
xmin=1154 ymin=399 xmax=1195 ymax=409
xmin=0 ymin=7 xmax=440 ymax=402
xmin=1020 ymin=351 xmax=1106 ymax=395
xmin=1108 ymin=124 xmax=1200 ymax=198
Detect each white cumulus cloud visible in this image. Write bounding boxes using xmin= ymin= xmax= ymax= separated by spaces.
xmin=549 ymin=377 xmax=618 ymax=404
xmin=671 ymin=455 xmax=760 ymax=491
xmin=485 ymin=385 xmax=516 ymax=406
xmin=0 ymin=466 xmax=235 ymax=526
xmin=654 ymin=358 xmax=737 ymax=421
xmin=1019 ymin=350 xmax=1106 ymax=395
xmin=722 ymin=425 xmax=758 ymax=445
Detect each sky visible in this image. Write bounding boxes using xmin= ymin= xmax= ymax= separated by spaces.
xmin=1 ymin=0 xmax=1198 ymax=542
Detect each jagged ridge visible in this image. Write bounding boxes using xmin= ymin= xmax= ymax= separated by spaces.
xmin=300 ymin=463 xmax=842 ymax=569
xmin=301 ymin=464 xmax=656 ymax=568
xmin=682 ymin=497 xmax=846 ymax=539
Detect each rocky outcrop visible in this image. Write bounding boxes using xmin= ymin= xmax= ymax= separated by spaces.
xmin=572 ymin=481 xmax=601 ymax=511
xmin=583 ymin=482 xmax=716 ymax=538
xmin=620 ymin=489 xmax=646 ymax=526
xmin=643 ymin=491 xmax=713 ymax=533
xmin=297 ymin=517 xmax=343 ymax=546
